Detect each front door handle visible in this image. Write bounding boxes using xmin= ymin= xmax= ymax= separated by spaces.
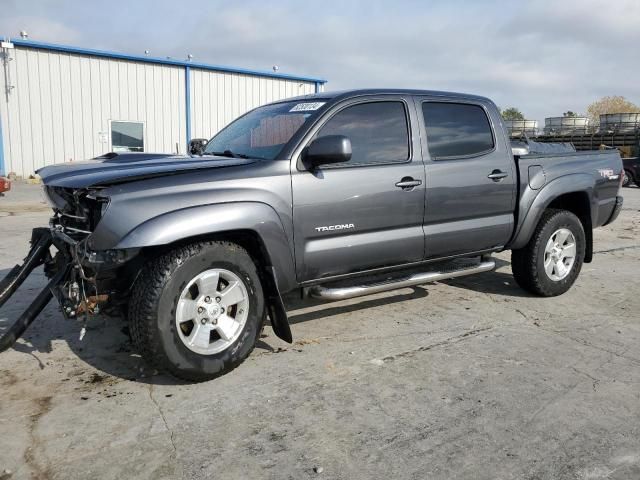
xmin=487 ymin=170 xmax=508 ymax=181
xmin=395 ymin=177 xmax=422 ymax=190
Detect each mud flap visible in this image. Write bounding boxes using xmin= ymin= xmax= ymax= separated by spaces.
xmin=0 ymin=228 xmax=68 ymax=352
xmin=263 ymin=266 xmax=292 ymax=343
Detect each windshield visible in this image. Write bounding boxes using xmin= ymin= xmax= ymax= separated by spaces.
xmin=203 ymin=100 xmax=325 ymax=160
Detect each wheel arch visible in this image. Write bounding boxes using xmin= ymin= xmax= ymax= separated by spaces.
xmin=133 ymin=226 xmax=294 ymax=344
xmin=510 ymin=174 xmax=595 ymax=262
xmin=114 ymin=202 xmax=298 ymax=294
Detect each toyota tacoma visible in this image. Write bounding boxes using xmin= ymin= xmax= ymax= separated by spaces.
xmin=0 ymin=89 xmax=624 ymax=381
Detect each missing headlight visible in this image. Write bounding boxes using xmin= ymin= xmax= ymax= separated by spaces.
xmin=86 ymin=191 xmax=110 ymax=218
xmin=84 ymin=248 xmax=139 ymax=265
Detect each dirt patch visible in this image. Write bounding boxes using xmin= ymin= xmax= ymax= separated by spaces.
xmin=0 ymin=369 xmax=19 ymax=387
xmin=86 ymin=372 xmax=109 ymax=384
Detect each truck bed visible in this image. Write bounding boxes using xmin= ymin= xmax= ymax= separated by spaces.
xmin=510 ymin=149 xmax=622 ymax=249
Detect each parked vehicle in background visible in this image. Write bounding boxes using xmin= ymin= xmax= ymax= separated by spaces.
xmin=622 ymin=157 xmax=640 ymax=187
xmin=0 ymin=177 xmax=10 ymax=196
xmin=0 ymin=89 xmax=624 ymax=381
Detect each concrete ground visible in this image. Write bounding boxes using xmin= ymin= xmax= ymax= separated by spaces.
xmin=0 ymin=182 xmax=639 ymax=480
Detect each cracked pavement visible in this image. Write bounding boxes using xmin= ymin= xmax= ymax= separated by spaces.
xmin=0 ymin=183 xmax=639 ymax=480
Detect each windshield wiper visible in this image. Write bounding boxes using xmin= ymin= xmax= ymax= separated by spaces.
xmin=205 ymin=149 xmax=251 ymax=159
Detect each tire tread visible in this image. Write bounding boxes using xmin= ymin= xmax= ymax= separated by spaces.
xmin=129 ymin=241 xmax=261 ymax=382
xmin=511 ymin=208 xmax=584 ymax=297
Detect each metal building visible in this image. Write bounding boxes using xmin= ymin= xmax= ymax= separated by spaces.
xmin=0 ymin=37 xmax=326 ymax=177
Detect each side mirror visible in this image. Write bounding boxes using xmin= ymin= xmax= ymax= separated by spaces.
xmin=302 ymin=135 xmax=352 ymax=168
xmin=189 ymin=138 xmax=208 ymax=155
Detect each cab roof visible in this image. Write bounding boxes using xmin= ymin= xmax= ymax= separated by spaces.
xmin=279 ymin=88 xmax=492 ymax=105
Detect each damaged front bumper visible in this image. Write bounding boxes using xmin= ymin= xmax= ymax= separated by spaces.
xmin=0 ymin=225 xmax=135 ymax=352
xmin=0 ymin=228 xmax=65 ymax=351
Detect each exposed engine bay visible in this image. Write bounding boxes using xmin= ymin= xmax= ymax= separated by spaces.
xmin=0 ymin=186 xmax=140 ymax=351
xmin=45 ymin=187 xmax=144 ymax=318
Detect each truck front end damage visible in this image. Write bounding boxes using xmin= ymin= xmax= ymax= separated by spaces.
xmin=0 ymin=186 xmax=138 ymax=351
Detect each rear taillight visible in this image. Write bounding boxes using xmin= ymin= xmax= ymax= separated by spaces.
xmin=618 ymin=169 xmax=625 ymax=192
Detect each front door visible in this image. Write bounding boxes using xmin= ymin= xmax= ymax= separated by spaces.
xmin=415 ymin=98 xmax=517 ymax=258
xmin=291 ymin=97 xmax=425 ymax=282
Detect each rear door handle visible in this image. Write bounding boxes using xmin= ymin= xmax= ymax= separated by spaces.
xmin=395 ymin=177 xmax=422 ymax=190
xmin=487 ymin=170 xmax=508 ymax=181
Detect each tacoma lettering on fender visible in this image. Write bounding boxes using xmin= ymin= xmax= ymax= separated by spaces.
xmin=0 ymin=89 xmax=624 ymax=381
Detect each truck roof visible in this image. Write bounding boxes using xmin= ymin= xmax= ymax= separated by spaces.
xmin=279 ymin=88 xmax=493 ymax=104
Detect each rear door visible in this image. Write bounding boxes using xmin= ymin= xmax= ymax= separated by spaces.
xmin=291 ymin=96 xmax=426 ymax=282
xmin=415 ymin=97 xmax=516 ymax=258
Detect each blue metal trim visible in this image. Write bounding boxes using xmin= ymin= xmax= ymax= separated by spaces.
xmin=185 ymin=66 xmax=191 ymax=151
xmin=0 ymin=116 xmax=5 ymax=176
xmin=8 ymin=38 xmax=328 ymax=84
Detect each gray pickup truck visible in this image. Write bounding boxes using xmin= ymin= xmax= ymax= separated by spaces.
xmin=0 ymin=89 xmax=624 ymax=381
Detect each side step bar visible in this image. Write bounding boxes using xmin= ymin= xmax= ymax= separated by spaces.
xmin=309 ymin=257 xmax=496 ymax=301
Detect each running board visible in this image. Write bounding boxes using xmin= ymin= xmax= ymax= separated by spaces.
xmin=309 ymin=257 xmax=496 ymax=301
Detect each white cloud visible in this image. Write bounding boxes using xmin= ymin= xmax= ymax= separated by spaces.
xmin=1 ymin=0 xmax=638 ymax=123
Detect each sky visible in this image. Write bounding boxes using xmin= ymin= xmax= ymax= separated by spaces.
xmin=1 ymin=0 xmax=638 ymax=124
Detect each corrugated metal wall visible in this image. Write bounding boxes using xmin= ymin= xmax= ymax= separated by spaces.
xmin=0 ymin=44 xmax=321 ymax=177
xmin=0 ymin=47 xmax=186 ymax=176
xmin=189 ymin=69 xmax=316 ymax=139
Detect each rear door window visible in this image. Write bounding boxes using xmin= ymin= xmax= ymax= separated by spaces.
xmin=422 ymin=102 xmax=494 ymax=159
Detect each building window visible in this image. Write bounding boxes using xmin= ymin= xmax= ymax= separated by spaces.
xmin=111 ymin=121 xmax=144 ymax=152
xmin=422 ymin=102 xmax=494 ymax=159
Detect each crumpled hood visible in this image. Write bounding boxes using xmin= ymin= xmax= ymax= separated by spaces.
xmin=37 ymin=152 xmax=256 ymax=188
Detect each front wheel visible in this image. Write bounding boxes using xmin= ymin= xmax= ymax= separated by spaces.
xmin=129 ymin=241 xmax=265 ymax=382
xmin=622 ymin=170 xmax=632 ymax=187
xmin=511 ymin=209 xmax=585 ymax=297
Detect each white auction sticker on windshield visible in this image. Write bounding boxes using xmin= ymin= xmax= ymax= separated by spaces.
xmin=290 ymin=102 xmax=325 ymax=112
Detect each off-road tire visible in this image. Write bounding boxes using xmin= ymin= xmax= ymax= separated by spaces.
xmin=129 ymin=241 xmax=265 ymax=382
xmin=511 ymin=209 xmax=585 ymax=297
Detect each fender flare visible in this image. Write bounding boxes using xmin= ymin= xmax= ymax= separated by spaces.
xmin=114 ymin=202 xmax=297 ymax=294
xmin=509 ymin=174 xmax=595 ymax=250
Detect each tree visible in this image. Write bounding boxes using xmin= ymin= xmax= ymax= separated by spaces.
xmin=501 ymin=107 xmax=525 ymax=121
xmin=563 ymin=111 xmax=578 ymax=117
xmin=586 ymin=96 xmax=640 ymax=123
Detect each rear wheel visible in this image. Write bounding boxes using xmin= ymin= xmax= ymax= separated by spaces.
xmin=129 ymin=241 xmax=264 ymax=382
xmin=511 ymin=209 xmax=585 ymax=297
xmin=622 ymin=170 xmax=632 ymax=187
